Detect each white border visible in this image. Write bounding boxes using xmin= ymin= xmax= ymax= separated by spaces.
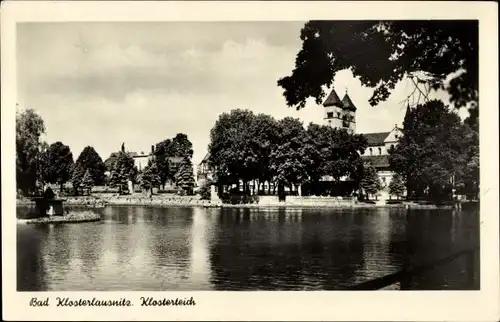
xmin=2 ymin=1 xmax=499 ymax=321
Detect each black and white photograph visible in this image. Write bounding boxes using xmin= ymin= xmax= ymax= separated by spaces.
xmin=2 ymin=1 xmax=499 ymax=321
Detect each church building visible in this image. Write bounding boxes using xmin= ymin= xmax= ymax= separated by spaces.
xmin=323 ymin=87 xmax=404 ymax=200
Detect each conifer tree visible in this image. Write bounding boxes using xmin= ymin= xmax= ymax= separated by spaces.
xmin=140 ymin=159 xmax=161 ymax=196
xmin=176 ymin=156 xmax=195 ymax=195
xmin=81 ymin=169 xmax=94 ymax=195
xmin=71 ymin=162 xmax=86 ymax=195
xmin=360 ymin=163 xmax=382 ymax=199
xmin=389 ymin=173 xmax=406 ymax=199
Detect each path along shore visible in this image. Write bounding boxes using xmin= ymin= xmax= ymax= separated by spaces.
xmin=16 ymin=194 xmax=468 ymax=210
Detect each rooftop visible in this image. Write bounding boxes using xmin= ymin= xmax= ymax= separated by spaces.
xmin=341 ymin=93 xmax=357 ymax=112
xmin=362 ymin=132 xmax=391 ymax=146
xmin=361 ymin=154 xmax=391 ymax=169
xmin=323 ymin=88 xmax=343 ymax=107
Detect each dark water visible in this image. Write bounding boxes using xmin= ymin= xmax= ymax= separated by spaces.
xmin=17 ymin=206 xmax=479 ymax=291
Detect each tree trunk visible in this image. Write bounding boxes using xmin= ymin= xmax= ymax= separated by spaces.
xmin=60 ymin=183 xmax=64 ymax=193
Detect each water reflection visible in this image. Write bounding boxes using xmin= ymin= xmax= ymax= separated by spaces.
xmin=16 ymin=206 xmax=479 ymax=291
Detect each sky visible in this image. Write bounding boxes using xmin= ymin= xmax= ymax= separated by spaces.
xmin=17 ymin=22 xmax=454 ymax=171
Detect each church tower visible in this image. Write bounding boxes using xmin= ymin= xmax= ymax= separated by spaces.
xmin=323 ymin=88 xmax=356 ymax=133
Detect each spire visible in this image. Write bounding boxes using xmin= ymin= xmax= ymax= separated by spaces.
xmin=341 ymin=92 xmax=357 ymax=112
xmin=323 ymin=87 xmax=343 ymax=107
xmin=403 ymin=102 xmax=412 ymax=128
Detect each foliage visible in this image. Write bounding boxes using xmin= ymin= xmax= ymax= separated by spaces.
xmin=154 ymin=133 xmax=194 ymax=187
xmin=199 ymin=185 xmax=211 ymax=200
xmin=389 ymin=100 xmax=475 ymax=201
xmin=278 ymin=21 xmax=478 ymax=121
xmin=388 ymin=173 xmax=406 ymax=198
xmin=40 ymin=141 xmax=74 ymax=192
xmin=269 ymin=117 xmax=309 ymax=187
xmin=139 ymin=159 xmax=161 ymax=194
xmin=71 ymin=162 xmax=86 ymax=195
xmin=16 ymin=108 xmax=46 ymax=195
xmin=208 ymin=109 xmax=368 ymax=195
xmin=360 ymin=163 xmax=382 ymax=197
xmin=176 ymin=156 xmax=195 ymax=194
xmin=209 ymin=109 xmax=268 ymax=189
xmin=104 ymin=152 xmax=119 ymax=172
xmin=74 ymin=146 xmax=106 ymax=185
xmin=108 ymin=151 xmax=137 ymax=194
xmin=80 ymin=169 xmax=94 ymax=195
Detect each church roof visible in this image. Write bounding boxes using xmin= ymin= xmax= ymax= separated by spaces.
xmin=362 ymin=132 xmax=391 ymax=146
xmin=341 ymin=93 xmax=357 ymax=112
xmin=323 ymin=88 xmax=343 ymax=107
xmin=361 ymin=155 xmax=390 ymax=169
xmin=200 ymin=153 xmax=210 ymax=164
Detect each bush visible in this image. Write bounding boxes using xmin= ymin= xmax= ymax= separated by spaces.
xmin=157 ymin=188 xmax=181 ymax=194
xmin=199 ymin=184 xmax=211 ymax=200
xmin=220 ymin=193 xmax=259 ymax=204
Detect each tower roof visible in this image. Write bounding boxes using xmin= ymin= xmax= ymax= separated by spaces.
xmin=341 ymin=93 xmax=357 ymax=112
xmin=323 ymin=88 xmax=343 ymax=107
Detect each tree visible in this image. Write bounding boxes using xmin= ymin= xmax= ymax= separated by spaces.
xmin=169 ymin=133 xmax=194 ymax=158
xmin=41 ymin=141 xmax=74 ymax=193
xmin=248 ymin=113 xmax=280 ymax=193
xmin=278 ymin=21 xmax=478 ymax=123
xmin=389 ymin=173 xmax=406 ymax=199
xmin=80 ymin=169 xmax=94 ymax=195
xmin=108 ymin=151 xmax=137 ymax=194
xmin=209 ymin=109 xmax=264 ymax=193
xmin=139 ymin=159 xmax=161 ymax=196
xmin=154 ymin=139 xmax=172 ymax=188
xmin=16 ymin=108 xmax=46 ymax=195
xmin=71 ymin=162 xmax=86 ymax=195
xmin=74 ymin=146 xmax=106 ymax=185
xmin=104 ymin=152 xmax=119 ymax=172
xmin=360 ymin=163 xmax=382 ymax=199
xmin=154 ymin=134 xmax=194 ymax=187
xmin=176 ymin=156 xmax=195 ymax=195
xmin=269 ymin=117 xmax=309 ymax=192
xmin=36 ymin=141 xmax=50 ymax=190
xmin=389 ymin=100 xmax=471 ymax=202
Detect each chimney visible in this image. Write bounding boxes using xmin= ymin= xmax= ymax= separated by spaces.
xmin=151 ymin=145 xmax=155 ymax=155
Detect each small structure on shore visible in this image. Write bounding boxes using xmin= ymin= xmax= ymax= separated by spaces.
xmin=30 ymin=186 xmax=65 ymax=218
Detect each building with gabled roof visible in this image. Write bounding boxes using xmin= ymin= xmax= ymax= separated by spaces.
xmin=323 ymin=88 xmax=356 ymax=133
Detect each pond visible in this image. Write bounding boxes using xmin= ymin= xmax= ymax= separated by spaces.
xmin=17 ymin=206 xmax=479 ymax=291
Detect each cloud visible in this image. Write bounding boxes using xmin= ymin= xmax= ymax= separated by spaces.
xmin=17 ymin=22 xmax=454 ymax=169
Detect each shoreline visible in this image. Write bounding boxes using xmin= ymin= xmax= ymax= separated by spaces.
xmin=17 ymin=196 xmax=475 ymax=210
xmin=17 ymin=211 xmax=101 ymax=224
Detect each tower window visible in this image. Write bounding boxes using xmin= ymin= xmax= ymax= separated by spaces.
xmin=327 ymin=112 xmax=333 ymax=118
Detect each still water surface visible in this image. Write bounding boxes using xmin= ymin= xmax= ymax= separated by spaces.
xmin=17 ymin=206 xmax=479 ymax=291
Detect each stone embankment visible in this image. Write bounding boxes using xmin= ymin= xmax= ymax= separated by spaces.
xmin=18 ymin=211 xmax=101 ymax=224
xmin=17 ymin=195 xmax=464 ymax=209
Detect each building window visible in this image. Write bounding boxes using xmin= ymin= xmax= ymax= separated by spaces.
xmin=337 ymin=112 xmax=341 ymax=118
xmin=390 ymin=144 xmax=395 ymax=150
xmin=327 ymin=112 xmax=333 ymax=118
xmin=382 ymin=177 xmax=386 ymax=183
xmin=369 ymin=148 xmax=373 ymax=155
xmin=378 ymin=147 xmax=382 ymax=155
